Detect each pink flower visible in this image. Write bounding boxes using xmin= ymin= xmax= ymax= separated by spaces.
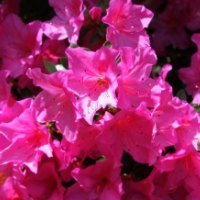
xmin=152 ymin=170 xmax=190 ymax=200
xmin=117 ymin=45 xmax=165 ymax=109
xmin=27 ymin=68 xmax=68 ymax=96
xmin=154 ymin=147 xmax=200 ymax=199
xmin=63 ymin=119 xmax=100 ymax=168
xmin=0 ymin=14 xmax=42 ymax=77
xmin=179 ymin=54 xmax=200 ymax=103
xmin=122 ymin=178 xmax=154 ymax=200
xmin=100 ymin=104 xmax=159 ymax=165
xmin=152 ymin=97 xmax=199 ymax=150
xmin=192 ymin=34 xmax=200 ymax=52
xmin=174 ymin=104 xmax=199 ymax=149
xmin=67 ymin=147 xmax=122 ymax=200
xmin=0 ymin=70 xmax=32 ymax=123
xmin=27 ymin=68 xmax=78 ymax=143
xmin=179 ymin=34 xmax=200 ymax=103
xmin=0 ymin=71 xmax=13 ymax=107
xmin=0 ymin=164 xmax=29 ymax=200
xmin=66 ymin=46 xmax=120 ymax=123
xmin=103 ymin=0 xmax=153 ymax=49
xmin=64 ymin=184 xmax=89 ymax=200
xmin=0 ymin=0 xmax=20 ymax=23
xmin=21 ymin=161 xmax=65 ymax=200
xmin=187 ymin=190 xmax=200 ymax=200
xmin=89 ymin=6 xmax=103 ymax=23
xmin=42 ymin=0 xmax=85 ymax=43
xmin=33 ymin=39 xmax=68 ymax=71
xmin=0 ymin=105 xmax=52 ymax=173
xmin=0 ymin=98 xmax=32 ymax=124
xmin=150 ymin=0 xmax=200 ymax=55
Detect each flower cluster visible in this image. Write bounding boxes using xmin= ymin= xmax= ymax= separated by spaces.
xmin=0 ymin=0 xmax=200 ymax=199
xmin=179 ymin=34 xmax=200 ymax=104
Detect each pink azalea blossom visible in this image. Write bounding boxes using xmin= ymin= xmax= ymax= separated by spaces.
xmin=66 ymin=46 xmax=120 ymax=123
xmin=152 ymin=170 xmax=190 ymax=200
xmin=122 ymin=178 xmax=154 ymax=200
xmin=0 ymin=70 xmax=32 ymax=123
xmin=117 ymin=47 xmax=173 ymax=111
xmin=89 ymin=6 xmax=103 ymax=23
xmin=0 ymin=71 xmax=13 ymax=108
xmin=67 ymin=147 xmax=122 ymax=200
xmin=0 ymin=97 xmax=32 ymax=124
xmin=99 ymin=104 xmax=159 ymax=165
xmin=0 ymin=0 xmax=20 ymax=23
xmin=150 ymin=0 xmax=200 ymax=55
xmin=103 ymin=0 xmax=153 ymax=49
xmin=174 ymin=104 xmax=199 ymax=149
xmin=63 ymin=184 xmax=89 ymax=200
xmin=0 ymin=0 xmax=199 ymax=197
xmin=0 ymin=105 xmax=52 ymax=173
xmin=0 ymin=164 xmax=29 ymax=200
xmin=0 ymin=14 xmax=43 ymax=77
xmin=178 ymin=34 xmax=200 ymax=103
xmin=179 ymin=55 xmax=200 ymax=103
xmin=152 ymin=97 xmax=199 ymax=150
xmin=63 ymin=119 xmax=100 ymax=168
xmin=33 ymin=39 xmax=68 ymax=71
xmin=186 ymin=190 xmax=200 ymax=200
xmin=42 ymin=0 xmax=85 ymax=43
xmin=27 ymin=68 xmax=78 ymax=143
xmin=155 ymin=147 xmax=200 ymax=197
xmin=21 ymin=161 xmax=65 ymax=200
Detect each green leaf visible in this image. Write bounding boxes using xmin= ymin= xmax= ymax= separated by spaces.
xmin=44 ymin=60 xmax=57 ymax=73
xmin=96 ymin=155 xmax=105 ymax=162
xmin=59 ymin=57 xmax=68 ymax=69
xmin=44 ymin=60 xmax=67 ymax=73
xmin=70 ymin=43 xmax=78 ymax=48
xmin=103 ymin=40 xmax=112 ymax=48
xmin=191 ymin=103 xmax=200 ymax=113
xmin=176 ymin=89 xmax=187 ymax=101
xmin=151 ymin=65 xmax=161 ymax=78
